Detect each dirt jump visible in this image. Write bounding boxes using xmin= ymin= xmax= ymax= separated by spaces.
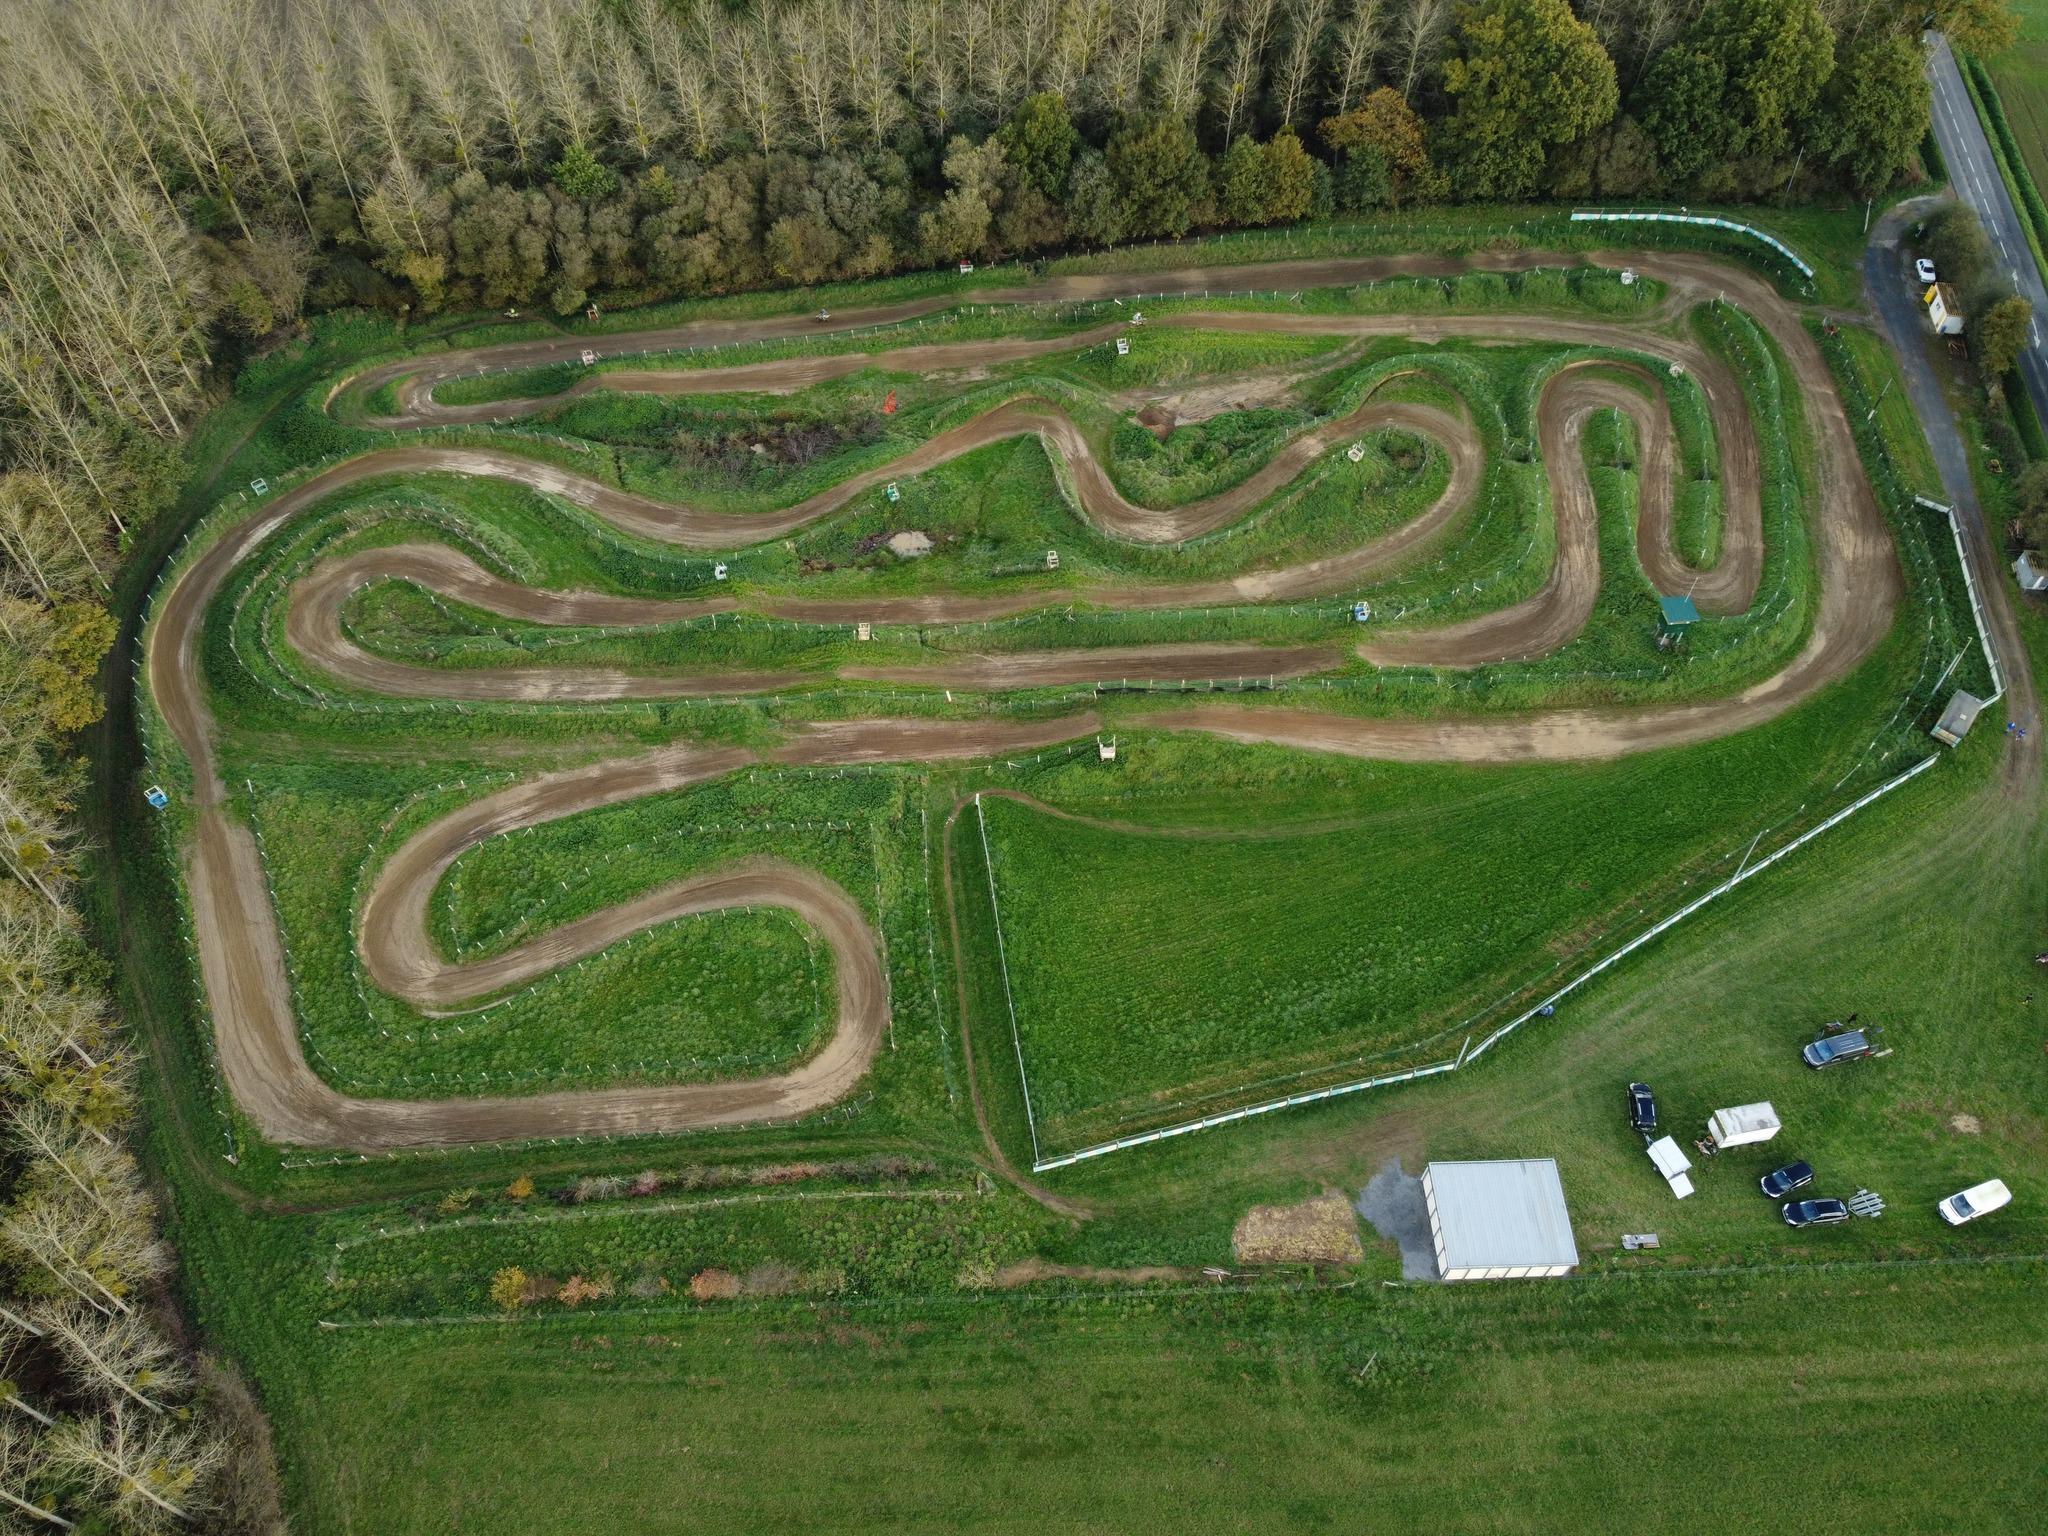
xmin=147 ymin=249 xmax=1899 ymax=1150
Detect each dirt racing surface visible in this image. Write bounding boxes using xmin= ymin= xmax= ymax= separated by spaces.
xmin=148 ymin=250 xmax=1900 ymax=1150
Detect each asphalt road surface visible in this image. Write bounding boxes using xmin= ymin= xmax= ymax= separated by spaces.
xmin=1925 ymin=31 xmax=2048 ymax=421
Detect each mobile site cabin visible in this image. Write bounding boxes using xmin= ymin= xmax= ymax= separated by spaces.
xmin=1707 ymin=1102 xmax=1781 ymax=1150
xmin=1930 ymin=690 xmax=1984 ymax=747
xmin=1925 ymin=283 xmax=1964 ymax=336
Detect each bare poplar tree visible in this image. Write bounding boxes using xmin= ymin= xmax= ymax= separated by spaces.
xmin=1275 ymin=0 xmax=1335 ymax=127
xmin=456 ymin=0 xmax=542 ymax=171
xmin=723 ymin=11 xmax=787 ymax=156
xmin=0 ymin=1420 xmax=68 ymax=1530
xmin=593 ymin=13 xmax=671 ymax=163
xmin=1394 ymin=0 xmax=1449 ymax=104
xmin=33 ymin=1307 xmax=191 ymax=1416
xmin=294 ymin=3 xmax=364 ymax=212
xmin=634 ymin=0 xmax=724 ymax=162
xmin=840 ymin=0 xmax=904 ymax=147
xmin=1216 ymin=0 xmax=1280 ymax=147
xmin=1330 ymin=0 xmax=1386 ymax=116
xmin=1159 ymin=2 xmax=1224 ymax=122
xmin=781 ymin=3 xmax=844 ymax=153
xmin=393 ymin=6 xmax=486 ymax=174
xmin=49 ymin=1406 xmax=222 ymax=1531
xmin=524 ymin=0 xmax=601 ymax=152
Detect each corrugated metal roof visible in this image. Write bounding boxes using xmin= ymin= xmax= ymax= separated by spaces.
xmin=1936 ymin=691 xmax=1983 ymax=737
xmin=1425 ymin=1159 xmax=1578 ymax=1272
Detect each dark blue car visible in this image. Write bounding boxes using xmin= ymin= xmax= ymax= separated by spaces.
xmin=1782 ymin=1198 xmax=1850 ymax=1228
xmin=1760 ymin=1161 xmax=1814 ymax=1198
xmin=1627 ymin=1082 xmax=1657 ymax=1133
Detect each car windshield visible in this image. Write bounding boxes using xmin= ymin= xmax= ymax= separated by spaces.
xmin=1952 ymin=1194 xmax=1974 ymax=1217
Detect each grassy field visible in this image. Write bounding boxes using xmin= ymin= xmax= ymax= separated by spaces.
xmin=147 ymin=639 xmax=2048 ymax=1529
xmin=81 ymin=202 xmax=2048 ymax=1534
xmin=964 ymin=636 xmax=1917 ymax=1156
xmin=278 ymin=1262 xmax=2048 ymax=1534
xmin=1988 ymin=2 xmax=2048 ymax=205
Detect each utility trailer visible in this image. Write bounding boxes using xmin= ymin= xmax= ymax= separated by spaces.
xmin=1645 ymin=1136 xmax=1694 ymax=1199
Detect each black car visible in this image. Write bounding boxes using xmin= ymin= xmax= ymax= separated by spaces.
xmin=1802 ymin=1029 xmax=1874 ymax=1069
xmin=1760 ymin=1161 xmax=1815 ymax=1198
xmin=1627 ymin=1082 xmax=1657 ymax=1133
xmin=1782 ymin=1198 xmax=1850 ymax=1228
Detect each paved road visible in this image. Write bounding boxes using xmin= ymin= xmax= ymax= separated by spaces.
xmin=1868 ymin=32 xmax=2045 ymax=741
xmin=1925 ymin=31 xmax=2048 ymax=421
xmin=1866 ymin=200 xmax=2037 ymax=732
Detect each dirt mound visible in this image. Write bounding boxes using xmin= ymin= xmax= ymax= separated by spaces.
xmin=689 ymin=1268 xmax=741 ymax=1301
xmin=1232 ymin=1192 xmax=1366 ymax=1266
xmin=1136 ymin=405 xmax=1177 ymax=440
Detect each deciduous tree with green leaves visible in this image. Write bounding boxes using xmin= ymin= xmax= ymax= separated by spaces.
xmin=1105 ymin=115 xmax=1210 ymax=239
xmin=1691 ymin=0 xmax=1835 ymax=163
xmin=1437 ymin=0 xmax=1617 ymax=200
xmin=999 ymin=93 xmax=1079 ymax=200
xmin=1809 ymin=33 xmax=1930 ymax=196
xmin=1973 ymin=294 xmax=2033 ymax=382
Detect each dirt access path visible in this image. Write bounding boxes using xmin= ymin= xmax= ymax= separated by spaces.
xmin=146 ymin=250 xmax=1895 ymax=1150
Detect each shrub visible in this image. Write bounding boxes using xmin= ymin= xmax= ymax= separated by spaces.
xmin=489 ymin=1267 xmax=528 ymax=1311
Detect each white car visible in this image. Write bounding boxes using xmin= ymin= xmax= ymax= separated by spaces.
xmin=1937 ymin=1178 xmax=2011 ymax=1225
xmin=1915 ymin=257 xmax=1938 ymax=285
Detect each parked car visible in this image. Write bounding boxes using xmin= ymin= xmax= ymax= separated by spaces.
xmin=1802 ymin=1028 xmax=1874 ymax=1069
xmin=1783 ymin=1198 xmax=1851 ymax=1228
xmin=1915 ymin=257 xmax=1938 ymax=285
xmin=1627 ymin=1081 xmax=1657 ymax=1133
xmin=1760 ymin=1161 xmax=1815 ymax=1198
xmin=1937 ymin=1178 xmax=2012 ymax=1226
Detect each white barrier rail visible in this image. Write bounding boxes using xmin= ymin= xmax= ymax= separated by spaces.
xmin=1030 ymin=753 xmax=1941 ymax=1173
xmin=1568 ymin=210 xmax=1815 ymax=281
xmin=1915 ymin=495 xmax=2006 ymax=704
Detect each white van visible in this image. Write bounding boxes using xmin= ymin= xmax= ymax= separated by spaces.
xmin=1937 ymin=1179 xmax=2011 ymax=1226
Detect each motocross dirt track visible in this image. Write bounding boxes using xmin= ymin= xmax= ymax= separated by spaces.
xmin=149 ymin=250 xmax=1897 ymax=1150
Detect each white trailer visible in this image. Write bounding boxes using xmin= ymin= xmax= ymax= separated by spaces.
xmin=1707 ymin=1102 xmax=1780 ymax=1149
xmin=1645 ymin=1136 xmax=1695 ymax=1199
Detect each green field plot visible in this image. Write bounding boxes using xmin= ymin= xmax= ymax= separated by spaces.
xmin=1988 ymin=2 xmax=2048 ymax=211
xmin=966 ymin=649 xmax=1912 ymax=1156
xmin=287 ymin=1261 xmax=2048 ymax=1535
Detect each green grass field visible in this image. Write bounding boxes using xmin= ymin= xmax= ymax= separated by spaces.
xmin=84 ymin=204 xmax=2048 ymax=1533
xmin=1988 ymin=2 xmax=2048 ymax=199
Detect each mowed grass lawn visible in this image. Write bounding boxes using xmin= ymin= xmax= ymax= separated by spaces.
xmin=295 ymin=1261 xmax=2047 ymax=1536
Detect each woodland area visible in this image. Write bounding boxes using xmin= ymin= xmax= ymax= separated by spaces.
xmin=0 ymin=0 xmax=2025 ymax=1528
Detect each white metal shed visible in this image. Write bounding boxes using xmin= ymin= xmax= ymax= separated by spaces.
xmin=1421 ymin=1159 xmax=1579 ymax=1281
